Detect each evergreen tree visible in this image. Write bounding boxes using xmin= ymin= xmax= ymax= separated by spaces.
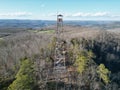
xmin=8 ymin=58 xmax=35 ymax=90
xmin=97 ymin=64 xmax=111 ymax=84
xmin=74 ymin=51 xmax=94 ymax=74
xmin=74 ymin=53 xmax=88 ymax=74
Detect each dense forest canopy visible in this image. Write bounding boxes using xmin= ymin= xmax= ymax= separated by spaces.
xmin=0 ymin=25 xmax=120 ymax=90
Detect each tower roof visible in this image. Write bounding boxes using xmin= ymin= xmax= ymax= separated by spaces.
xmin=57 ymin=14 xmax=63 ymax=17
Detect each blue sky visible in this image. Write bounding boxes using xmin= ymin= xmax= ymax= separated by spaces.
xmin=0 ymin=0 xmax=120 ymax=20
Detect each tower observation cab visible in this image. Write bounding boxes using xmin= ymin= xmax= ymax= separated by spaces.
xmin=57 ymin=14 xmax=63 ymax=37
xmin=57 ymin=14 xmax=63 ymax=22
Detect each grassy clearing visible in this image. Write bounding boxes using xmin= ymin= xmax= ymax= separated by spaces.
xmin=0 ymin=38 xmax=4 ymax=42
xmin=28 ymin=30 xmax=55 ymax=34
xmin=0 ymin=38 xmax=3 ymax=40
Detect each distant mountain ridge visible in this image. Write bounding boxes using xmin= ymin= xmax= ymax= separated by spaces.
xmin=0 ymin=19 xmax=120 ymax=30
xmin=0 ymin=20 xmax=52 ymax=29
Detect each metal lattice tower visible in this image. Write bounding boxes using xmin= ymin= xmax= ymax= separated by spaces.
xmin=54 ymin=14 xmax=66 ymax=70
xmin=43 ymin=14 xmax=77 ymax=90
xmin=53 ymin=14 xmax=68 ymax=90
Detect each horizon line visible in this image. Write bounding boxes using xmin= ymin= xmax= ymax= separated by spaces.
xmin=0 ymin=18 xmax=120 ymax=21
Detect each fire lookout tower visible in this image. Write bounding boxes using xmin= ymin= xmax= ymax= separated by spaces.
xmin=43 ymin=14 xmax=77 ymax=90
xmin=54 ymin=14 xmax=66 ymax=70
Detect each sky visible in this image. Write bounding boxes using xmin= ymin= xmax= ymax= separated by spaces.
xmin=0 ymin=0 xmax=120 ymax=20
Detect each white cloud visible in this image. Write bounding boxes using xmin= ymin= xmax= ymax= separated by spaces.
xmin=110 ymin=15 xmax=120 ymax=18
xmin=43 ymin=12 xmax=120 ymax=20
xmin=71 ymin=12 xmax=109 ymax=17
xmin=0 ymin=12 xmax=32 ymax=17
xmin=46 ymin=12 xmax=110 ymax=18
xmin=72 ymin=12 xmax=89 ymax=17
xmin=92 ymin=12 xmax=109 ymax=17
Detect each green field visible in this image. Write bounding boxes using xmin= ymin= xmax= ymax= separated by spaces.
xmin=28 ymin=30 xmax=55 ymax=34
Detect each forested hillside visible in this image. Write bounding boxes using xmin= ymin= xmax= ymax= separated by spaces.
xmin=0 ymin=26 xmax=120 ymax=90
